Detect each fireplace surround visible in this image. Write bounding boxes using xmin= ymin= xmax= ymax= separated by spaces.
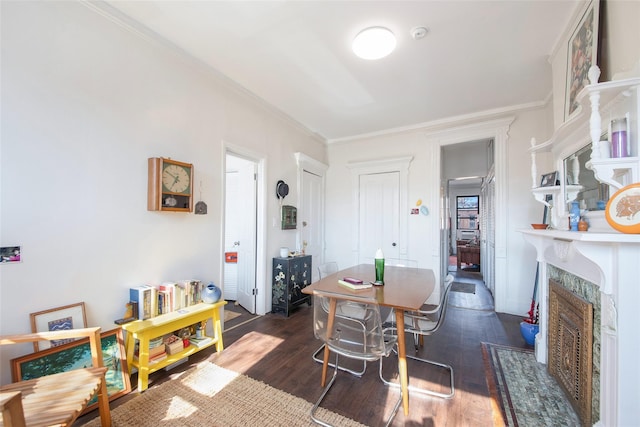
xmin=521 ymin=229 xmax=640 ymax=426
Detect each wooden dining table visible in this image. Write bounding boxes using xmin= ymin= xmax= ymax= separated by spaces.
xmin=302 ymin=263 xmax=435 ymax=416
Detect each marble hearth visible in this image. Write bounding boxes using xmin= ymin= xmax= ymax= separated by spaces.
xmin=521 ymin=229 xmax=640 ymax=427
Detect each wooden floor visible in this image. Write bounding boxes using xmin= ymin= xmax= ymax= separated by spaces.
xmin=79 ymin=270 xmax=529 ymax=426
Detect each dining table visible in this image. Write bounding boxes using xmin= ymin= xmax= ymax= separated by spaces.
xmin=302 ymin=263 xmax=435 ymax=416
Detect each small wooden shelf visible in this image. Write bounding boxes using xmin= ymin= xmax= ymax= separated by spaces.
xmin=122 ymin=301 xmax=226 ymax=391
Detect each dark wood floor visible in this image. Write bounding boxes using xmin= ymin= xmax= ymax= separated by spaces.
xmin=79 ymin=270 xmax=529 ymax=426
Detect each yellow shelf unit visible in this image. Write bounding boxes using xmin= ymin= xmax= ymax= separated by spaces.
xmin=121 ymin=301 xmax=226 ymax=391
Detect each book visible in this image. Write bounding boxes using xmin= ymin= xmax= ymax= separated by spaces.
xmin=189 ymin=336 xmax=213 ymax=348
xmin=130 ymin=285 xmax=155 ymax=320
xmin=338 ymin=279 xmax=372 ymax=290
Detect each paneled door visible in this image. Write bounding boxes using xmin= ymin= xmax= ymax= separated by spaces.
xmin=300 ymin=169 xmax=323 ymax=282
xmin=358 ymin=172 xmax=400 ymax=263
xmin=225 ymin=154 xmax=257 ymax=314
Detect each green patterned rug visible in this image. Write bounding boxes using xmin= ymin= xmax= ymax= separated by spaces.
xmin=481 ymin=342 xmax=580 ymax=427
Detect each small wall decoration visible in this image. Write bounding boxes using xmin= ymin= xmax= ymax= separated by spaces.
xmin=30 ymin=302 xmax=87 ymax=351
xmin=540 ymin=171 xmax=558 ymax=187
xmin=565 ymin=0 xmax=600 ymax=120
xmin=281 ymin=205 xmax=297 ymax=230
xmin=276 ymin=180 xmax=289 ymax=199
xmin=0 ymin=246 xmax=21 ymax=263
xmin=605 ymin=183 xmax=640 ymax=233
xmin=11 ymin=327 xmax=131 ymax=414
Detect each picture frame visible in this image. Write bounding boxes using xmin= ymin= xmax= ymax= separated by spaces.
xmin=565 ymin=0 xmax=600 ymax=121
xmin=281 ymin=204 xmax=297 ymax=230
xmin=540 ymin=171 xmax=558 ymax=187
xmin=30 ymin=302 xmax=87 ymax=351
xmin=543 ymin=194 xmax=554 ymax=225
xmin=11 ymin=327 xmax=131 ymax=414
xmin=0 ymin=246 xmax=21 ymax=264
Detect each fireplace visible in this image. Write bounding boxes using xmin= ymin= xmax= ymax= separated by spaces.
xmin=521 ymin=228 xmax=639 ymax=426
xmin=548 ymin=278 xmax=594 ymax=426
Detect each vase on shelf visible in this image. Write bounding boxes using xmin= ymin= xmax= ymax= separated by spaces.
xmin=569 ymin=201 xmax=580 ymax=231
xmin=202 ymin=282 xmax=222 ymax=304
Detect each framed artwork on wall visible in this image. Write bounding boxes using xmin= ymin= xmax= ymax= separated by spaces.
xmin=564 ymin=0 xmax=600 ymax=121
xmin=11 ymin=327 xmax=131 ymax=414
xmin=0 ymin=246 xmax=21 ymax=264
xmin=30 ymin=302 xmax=87 ymax=351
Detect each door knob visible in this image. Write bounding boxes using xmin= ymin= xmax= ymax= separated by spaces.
xmin=392 ymin=242 xmax=397 ymax=247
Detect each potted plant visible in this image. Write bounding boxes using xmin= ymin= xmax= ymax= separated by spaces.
xmin=520 ymin=304 xmax=539 ymax=346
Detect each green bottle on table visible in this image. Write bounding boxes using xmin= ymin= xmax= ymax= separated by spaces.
xmin=374 ymin=248 xmax=385 ymax=285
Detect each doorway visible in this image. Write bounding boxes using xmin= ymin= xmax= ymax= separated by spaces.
xmin=224 ymin=153 xmax=258 ymax=314
xmin=441 ymin=140 xmax=492 ymax=283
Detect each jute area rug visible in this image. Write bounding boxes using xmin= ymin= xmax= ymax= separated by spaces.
xmin=223 ymin=309 xmax=241 ymax=323
xmin=481 ymin=342 xmax=580 ymax=427
xmin=79 ymin=361 xmax=366 ymax=427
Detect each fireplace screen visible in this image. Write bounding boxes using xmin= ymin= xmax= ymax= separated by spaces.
xmin=548 ymin=279 xmax=593 ymax=426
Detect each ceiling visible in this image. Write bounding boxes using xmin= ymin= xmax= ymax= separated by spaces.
xmin=99 ymin=1 xmax=580 ymax=142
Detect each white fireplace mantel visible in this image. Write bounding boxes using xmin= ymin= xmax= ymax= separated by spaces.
xmin=520 ymin=228 xmax=640 ymax=427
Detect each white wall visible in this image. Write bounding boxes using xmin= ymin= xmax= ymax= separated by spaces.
xmin=0 ymin=0 xmax=325 ymax=382
xmin=325 ymin=106 xmax=548 ymax=316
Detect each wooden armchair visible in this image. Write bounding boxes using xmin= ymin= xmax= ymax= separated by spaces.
xmin=0 ymin=327 xmax=111 ymax=427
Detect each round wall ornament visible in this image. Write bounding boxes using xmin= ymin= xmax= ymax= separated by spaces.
xmin=605 ymin=183 xmax=640 ymax=233
xmin=276 ymin=180 xmax=289 ymax=199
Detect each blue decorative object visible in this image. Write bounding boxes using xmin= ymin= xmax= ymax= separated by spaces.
xmin=202 ymin=282 xmax=222 ymax=304
xmin=520 ymin=321 xmax=539 ymax=346
xmin=569 ymin=201 xmax=580 ymax=231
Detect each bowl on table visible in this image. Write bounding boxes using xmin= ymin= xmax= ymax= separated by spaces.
xmin=531 ymin=223 xmax=548 ymax=230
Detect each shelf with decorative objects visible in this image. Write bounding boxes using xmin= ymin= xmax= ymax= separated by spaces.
xmin=529 ymin=66 xmax=640 ymax=232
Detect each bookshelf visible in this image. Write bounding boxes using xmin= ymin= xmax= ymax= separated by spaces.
xmin=121 ymin=301 xmax=226 ymax=391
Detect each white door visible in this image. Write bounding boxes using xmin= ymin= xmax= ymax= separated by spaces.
xmin=358 ymin=172 xmax=400 ymax=263
xmin=300 ymin=170 xmax=323 ymax=282
xmin=225 ymin=154 xmax=257 ymax=314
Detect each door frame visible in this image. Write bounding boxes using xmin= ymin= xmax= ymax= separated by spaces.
xmin=223 ymin=142 xmax=268 ymax=315
xmin=295 ymin=153 xmax=328 ymax=281
xmin=428 ymin=117 xmax=513 ymax=312
xmin=347 ymin=157 xmax=413 ymax=266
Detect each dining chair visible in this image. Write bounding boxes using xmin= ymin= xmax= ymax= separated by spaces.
xmin=312 ymin=262 xmax=371 ymax=376
xmin=384 ymin=258 xmax=418 ymax=268
xmin=310 ymin=290 xmax=402 ymax=427
xmin=380 ymin=274 xmax=455 ymax=399
xmin=0 ymin=327 xmax=112 ymax=427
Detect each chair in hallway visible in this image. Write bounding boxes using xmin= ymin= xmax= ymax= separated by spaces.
xmin=312 ymin=262 xmax=371 ymax=376
xmin=311 ymin=290 xmax=401 ymax=427
xmin=380 ymin=274 xmax=455 ymax=399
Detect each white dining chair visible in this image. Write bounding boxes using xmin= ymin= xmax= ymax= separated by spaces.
xmin=311 ymin=290 xmax=402 ymax=427
xmin=380 ymin=274 xmax=455 ymax=399
xmin=312 ymin=262 xmax=371 ymax=376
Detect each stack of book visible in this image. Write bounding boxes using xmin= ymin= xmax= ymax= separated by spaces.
xmin=337 ymin=277 xmax=372 ymax=290
xmin=136 ymin=336 xmax=167 ymax=365
xmin=189 ymin=335 xmax=213 ymax=348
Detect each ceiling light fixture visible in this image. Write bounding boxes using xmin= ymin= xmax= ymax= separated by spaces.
xmin=352 ymin=26 xmax=396 ymax=60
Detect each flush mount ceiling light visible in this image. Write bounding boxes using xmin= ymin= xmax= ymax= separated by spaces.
xmin=352 ymin=26 xmax=396 ymax=60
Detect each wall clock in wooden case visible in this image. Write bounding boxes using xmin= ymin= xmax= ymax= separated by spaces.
xmin=148 ymin=157 xmax=193 ymax=212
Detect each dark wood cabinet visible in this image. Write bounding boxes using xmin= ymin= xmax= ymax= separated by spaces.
xmin=272 ymin=255 xmax=312 ymax=316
